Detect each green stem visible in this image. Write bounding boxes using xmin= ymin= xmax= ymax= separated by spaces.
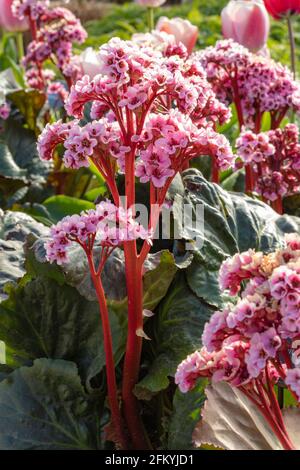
xmin=287 ymin=15 xmax=296 ymax=80
xmin=16 ymin=32 xmax=24 ymax=63
xmin=147 ymin=7 xmax=154 ymax=31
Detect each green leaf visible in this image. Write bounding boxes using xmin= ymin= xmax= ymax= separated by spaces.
xmin=0 ymin=210 xmax=48 ymax=300
xmin=143 ymin=250 xmax=178 ymax=312
xmin=0 ymin=359 xmax=101 ymax=450
xmin=167 ymin=379 xmax=208 ymax=450
xmin=4 ymin=118 xmax=50 ymax=185
xmin=43 ymin=195 xmax=95 ymax=223
xmin=0 ymin=275 xmax=127 ymax=385
xmin=134 ymin=274 xmax=213 ymax=398
xmin=84 ymin=186 xmax=107 ymax=202
xmin=8 ymin=89 xmax=46 ymax=132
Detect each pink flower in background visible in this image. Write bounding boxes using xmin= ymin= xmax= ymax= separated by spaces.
xmin=135 ymin=0 xmax=166 ymax=6
xmin=221 ymin=0 xmax=270 ymax=52
xmin=0 ymin=0 xmax=28 ymax=31
xmin=156 ymin=17 xmax=198 ymax=55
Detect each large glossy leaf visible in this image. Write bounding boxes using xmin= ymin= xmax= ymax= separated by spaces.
xmin=177 ymin=169 xmax=300 ymax=308
xmin=0 ymin=210 xmax=48 ymax=300
xmin=0 ymin=119 xmax=50 ymax=207
xmin=0 ymin=359 xmax=101 ymax=450
xmin=5 ymin=119 xmax=50 ymax=183
xmin=143 ymin=250 xmax=179 ymax=312
xmin=0 ymin=275 xmax=127 ymax=385
xmin=134 ymin=274 xmax=214 ymax=398
xmin=167 ymin=379 xmax=208 ymax=450
xmin=193 ymin=381 xmax=300 ymax=450
xmin=0 ymin=142 xmax=26 ymax=180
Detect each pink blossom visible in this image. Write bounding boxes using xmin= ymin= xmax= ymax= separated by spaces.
xmin=46 ymin=200 xmax=152 ymax=265
xmin=198 ymin=39 xmax=300 ymax=129
xmin=175 ymin=350 xmax=214 ymax=393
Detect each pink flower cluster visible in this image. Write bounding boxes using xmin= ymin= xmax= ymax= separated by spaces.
xmin=13 ymin=1 xmax=87 ymax=88
xmin=65 ymin=38 xmax=230 ymax=126
xmin=25 ymin=67 xmax=55 ymax=90
xmin=197 ymin=39 xmax=300 ymax=129
xmin=46 ymin=200 xmax=152 ymax=265
xmin=0 ymin=101 xmax=10 ymax=120
xmin=176 ymin=234 xmax=300 ymax=401
xmin=38 ymin=38 xmax=234 ymax=188
xmin=236 ymin=124 xmax=300 ymax=202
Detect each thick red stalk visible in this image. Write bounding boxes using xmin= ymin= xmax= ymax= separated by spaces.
xmin=212 ymin=156 xmax=220 ymax=184
xmin=231 ymin=73 xmax=255 ymax=194
xmin=271 ymin=197 xmax=283 ymax=215
xmin=28 ymin=16 xmax=37 ymax=40
xmin=88 ymin=255 xmax=128 ymax=449
xmin=121 ymin=114 xmax=150 ymax=449
xmin=243 ymin=385 xmax=295 ymax=450
xmin=122 ymin=245 xmax=149 ymax=449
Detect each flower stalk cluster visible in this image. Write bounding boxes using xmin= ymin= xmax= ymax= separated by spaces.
xmin=38 ymin=37 xmax=233 ymax=449
xmin=236 ymin=123 xmax=300 ymax=213
xmin=197 ymin=39 xmax=300 ymax=192
xmin=12 ymin=0 xmax=87 ymax=91
xmin=176 ymin=234 xmax=300 ymax=450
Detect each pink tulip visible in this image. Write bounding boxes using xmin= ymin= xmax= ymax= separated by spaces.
xmin=156 ymin=17 xmax=198 ymax=55
xmin=0 ymin=0 xmax=28 ymax=32
xmin=221 ymin=0 xmax=270 ymax=52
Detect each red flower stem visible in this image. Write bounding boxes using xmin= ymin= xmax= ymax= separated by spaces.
xmin=231 ymin=73 xmax=255 ymax=194
xmin=28 ymin=15 xmax=37 ymax=41
xmin=282 ymin=347 xmax=293 ymax=369
xmin=121 ymin=124 xmax=150 ymax=449
xmin=271 ymin=197 xmax=283 ymax=215
xmin=231 ymin=73 xmax=244 ymax=130
xmin=122 ymin=245 xmax=149 ymax=449
xmin=245 ymin=164 xmax=255 ymax=193
xmin=212 ymin=155 xmax=219 ymax=183
xmin=244 ymin=384 xmax=294 ymax=450
xmin=87 ymin=254 xmax=128 ymax=449
xmin=265 ymin=366 xmax=286 ymax=430
xmin=255 ymin=381 xmax=295 ymax=450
